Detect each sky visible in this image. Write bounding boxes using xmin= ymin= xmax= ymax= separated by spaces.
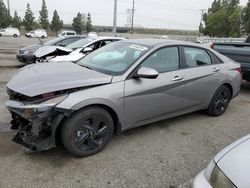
xmin=3 ymin=0 xmax=249 ymax=30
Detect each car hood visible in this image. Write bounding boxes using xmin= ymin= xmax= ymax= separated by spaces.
xmin=20 ymin=44 xmax=42 ymax=52
xmin=7 ymin=62 xmax=113 ymax=97
xmin=51 ymin=49 xmax=85 ymax=62
xmin=34 ymin=46 xmax=72 ymax=58
xmin=214 ymin=134 xmax=250 ymax=188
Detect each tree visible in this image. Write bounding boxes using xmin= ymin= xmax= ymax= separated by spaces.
xmin=39 ymin=0 xmax=49 ymax=29
xmin=242 ymin=0 xmax=250 ymax=33
xmin=202 ymin=0 xmax=241 ymax=37
xmin=12 ymin=11 xmax=22 ymax=29
xmin=206 ymin=8 xmax=230 ymax=37
xmin=72 ymin=12 xmax=85 ymax=34
xmin=51 ymin=10 xmax=63 ymax=36
xmin=208 ymin=0 xmax=222 ymax=14
xmin=86 ymin=12 xmax=92 ymax=33
xmin=0 ymin=0 xmax=11 ymax=28
xmin=23 ymin=3 xmax=35 ymax=31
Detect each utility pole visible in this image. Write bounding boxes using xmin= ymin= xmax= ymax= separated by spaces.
xmin=199 ymin=9 xmax=206 ymax=37
xmin=7 ymin=0 xmax=10 ymax=16
xmin=112 ymin=0 xmax=117 ymax=36
xmin=131 ymin=0 xmax=135 ymax=34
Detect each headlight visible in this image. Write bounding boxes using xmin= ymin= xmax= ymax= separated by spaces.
xmin=210 ymin=165 xmax=235 ymax=188
xmin=6 ymin=95 xmax=68 ymax=120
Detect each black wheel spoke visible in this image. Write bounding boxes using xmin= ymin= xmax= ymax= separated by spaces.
xmin=87 ymin=137 xmax=100 ymax=149
xmin=95 ymin=126 xmax=108 ymax=137
xmin=91 ymin=114 xmax=103 ymax=130
xmin=75 ymin=132 xmax=89 ymax=146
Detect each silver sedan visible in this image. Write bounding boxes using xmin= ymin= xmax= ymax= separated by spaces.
xmin=6 ymin=39 xmax=242 ymax=157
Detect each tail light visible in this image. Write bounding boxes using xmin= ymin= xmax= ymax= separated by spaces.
xmin=210 ymin=43 xmax=215 ymax=49
xmin=235 ymin=67 xmax=242 ymax=74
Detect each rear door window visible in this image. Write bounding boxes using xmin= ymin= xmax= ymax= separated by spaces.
xmin=183 ymin=47 xmax=212 ymax=68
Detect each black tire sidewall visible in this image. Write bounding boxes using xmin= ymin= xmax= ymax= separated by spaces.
xmin=207 ymin=86 xmax=231 ymax=116
xmin=61 ymin=107 xmax=114 ymax=157
xmin=13 ymin=34 xmax=17 ymax=38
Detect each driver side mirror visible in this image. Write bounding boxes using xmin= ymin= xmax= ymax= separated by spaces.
xmin=135 ymin=67 xmax=159 ymax=79
xmin=82 ymin=47 xmax=93 ymax=53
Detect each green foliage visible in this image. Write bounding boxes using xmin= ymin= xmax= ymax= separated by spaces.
xmin=23 ymin=3 xmax=35 ymax=31
xmin=51 ymin=10 xmax=63 ymax=35
xmin=39 ymin=0 xmax=49 ymax=29
xmin=202 ymin=0 xmax=241 ymax=37
xmin=0 ymin=0 xmax=11 ymax=28
xmin=72 ymin=12 xmax=85 ymax=34
xmin=242 ymin=0 xmax=250 ymax=34
xmin=12 ymin=11 xmax=22 ymax=29
xmin=86 ymin=12 xmax=92 ymax=33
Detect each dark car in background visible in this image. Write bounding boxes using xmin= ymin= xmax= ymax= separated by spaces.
xmin=16 ymin=35 xmax=86 ymax=63
xmin=211 ymin=34 xmax=250 ymax=81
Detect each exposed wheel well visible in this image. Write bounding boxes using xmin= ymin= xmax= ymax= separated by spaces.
xmin=223 ymin=83 xmax=233 ymax=99
xmin=54 ymin=104 xmax=121 ymax=146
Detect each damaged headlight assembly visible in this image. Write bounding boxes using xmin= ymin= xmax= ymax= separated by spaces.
xmin=5 ymin=94 xmax=69 ymax=152
xmin=6 ymin=94 xmax=68 ymax=120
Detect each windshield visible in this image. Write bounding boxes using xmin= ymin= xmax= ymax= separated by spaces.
xmin=66 ymin=38 xmax=95 ymax=50
xmin=77 ymin=42 xmax=150 ymax=75
xmin=44 ymin=37 xmax=65 ymax=45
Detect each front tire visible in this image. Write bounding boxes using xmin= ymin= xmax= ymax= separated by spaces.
xmin=0 ymin=34 xmax=2 ymax=37
xmin=61 ymin=107 xmax=114 ymax=157
xmin=207 ymin=86 xmax=231 ymax=116
xmin=13 ymin=34 xmax=17 ymax=38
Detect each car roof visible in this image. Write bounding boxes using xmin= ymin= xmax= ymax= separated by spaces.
xmin=88 ymin=36 xmax=124 ymax=40
xmin=61 ymin=35 xmax=86 ymax=38
xmin=119 ymin=39 xmax=205 ymax=48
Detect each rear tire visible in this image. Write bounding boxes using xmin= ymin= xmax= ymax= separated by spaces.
xmin=207 ymin=86 xmax=231 ymax=116
xmin=41 ymin=35 xmax=45 ymax=39
xmin=13 ymin=34 xmax=17 ymax=38
xmin=28 ymin=35 xmax=31 ymax=39
xmin=0 ymin=34 xmax=2 ymax=37
xmin=61 ymin=107 xmax=114 ymax=157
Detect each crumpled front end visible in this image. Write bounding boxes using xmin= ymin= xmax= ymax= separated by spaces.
xmin=6 ymin=89 xmax=71 ymax=152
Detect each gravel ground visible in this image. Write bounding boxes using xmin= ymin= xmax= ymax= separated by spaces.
xmin=0 ymin=36 xmax=250 ymax=188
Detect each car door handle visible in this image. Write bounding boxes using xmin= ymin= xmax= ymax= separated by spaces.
xmin=172 ymin=76 xmax=183 ymax=81
xmin=213 ymin=67 xmax=220 ymax=72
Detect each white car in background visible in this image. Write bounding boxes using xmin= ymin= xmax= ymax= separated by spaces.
xmin=34 ymin=36 xmax=124 ymax=62
xmin=0 ymin=27 xmax=20 ymax=38
xmin=25 ymin=29 xmax=48 ymax=39
xmin=58 ymin=31 xmax=76 ymax=37
xmin=193 ymin=134 xmax=250 ymax=188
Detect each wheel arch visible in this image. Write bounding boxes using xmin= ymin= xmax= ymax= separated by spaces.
xmin=54 ymin=103 xmax=122 ymax=147
xmin=222 ymin=83 xmax=233 ymax=99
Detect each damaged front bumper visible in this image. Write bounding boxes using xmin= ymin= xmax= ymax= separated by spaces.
xmin=5 ymin=95 xmax=70 ymax=152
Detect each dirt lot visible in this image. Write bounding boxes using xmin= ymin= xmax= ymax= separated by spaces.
xmin=0 ymin=36 xmax=250 ymax=188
